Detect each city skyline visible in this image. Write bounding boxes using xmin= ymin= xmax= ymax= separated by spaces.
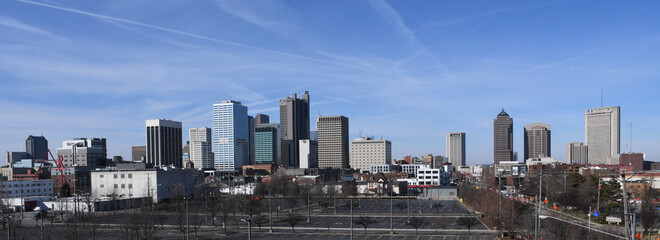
xmin=2 ymin=1 xmax=660 ymax=164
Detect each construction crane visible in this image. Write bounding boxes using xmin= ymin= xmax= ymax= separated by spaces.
xmin=34 ymin=149 xmax=68 ymax=187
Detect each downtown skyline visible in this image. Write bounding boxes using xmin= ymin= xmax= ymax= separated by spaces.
xmin=2 ymin=1 xmax=660 ymax=164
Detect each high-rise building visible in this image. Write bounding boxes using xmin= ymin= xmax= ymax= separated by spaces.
xmin=26 ymin=135 xmax=48 ymax=159
xmin=567 ymin=142 xmax=588 ymax=164
xmin=317 ymin=115 xmax=349 ymax=169
xmin=349 ymin=137 xmax=391 ymax=173
xmin=493 ymin=109 xmax=513 ymax=164
xmin=132 ymin=146 xmax=146 ymax=162
xmin=213 ymin=100 xmax=249 ymax=171
xmin=189 ymin=127 xmax=214 ymax=170
xmin=299 ymin=139 xmax=318 ymax=169
xmin=310 ymin=131 xmax=318 ymax=141
xmin=585 ymin=106 xmax=620 ymax=164
xmin=57 ymin=137 xmax=108 ymax=167
xmin=255 ymin=114 xmax=270 ymax=125
xmin=523 ymin=123 xmax=551 ymax=160
xmin=255 ymin=124 xmax=280 ymax=165
xmin=279 ymin=91 xmax=310 ymax=167
xmin=446 ymin=132 xmax=466 ymax=167
xmin=248 ymin=115 xmax=255 ymax=165
xmin=146 ymin=119 xmax=182 ymax=168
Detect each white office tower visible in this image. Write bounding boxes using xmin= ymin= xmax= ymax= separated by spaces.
xmin=146 ymin=119 xmax=182 ymax=168
xmin=213 ymin=100 xmax=249 ymax=171
xmin=567 ymin=142 xmax=588 ymax=164
xmin=585 ymin=106 xmax=620 ymax=164
xmin=349 ymin=137 xmax=392 ymax=173
xmin=189 ymin=127 xmax=214 ymax=169
xmin=446 ymin=132 xmax=466 ymax=167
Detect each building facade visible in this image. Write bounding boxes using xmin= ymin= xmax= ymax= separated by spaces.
xmin=90 ymin=167 xmax=204 ymax=203
xmin=279 ymin=91 xmax=310 ymax=168
xmin=213 ymin=100 xmax=249 ymax=171
xmin=493 ymin=109 xmax=513 ymax=164
xmin=585 ymin=106 xmax=620 ymax=164
xmin=26 ymin=135 xmax=48 ymax=160
xmin=349 ymin=137 xmax=392 ymax=173
xmin=567 ymin=142 xmax=588 ymax=164
xmin=131 ymin=146 xmax=146 ymax=162
xmin=446 ymin=132 xmax=466 ymax=167
xmin=299 ymin=139 xmax=318 ymax=169
xmin=523 ymin=123 xmax=551 ymax=160
xmin=255 ymin=124 xmax=280 ymax=165
xmin=57 ymin=138 xmax=108 ymax=167
xmin=0 ymin=180 xmax=53 ymax=198
xmin=189 ymin=127 xmax=214 ymax=169
xmin=146 ymin=119 xmax=182 ymax=168
xmin=255 ymin=113 xmax=269 ymax=125
xmin=317 ymin=115 xmax=349 ymax=169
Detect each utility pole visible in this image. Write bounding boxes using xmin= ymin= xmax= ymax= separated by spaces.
xmin=268 ymin=188 xmax=273 ymax=233
xmin=534 ymin=169 xmax=542 ymax=240
xmin=185 ymin=196 xmax=189 ymax=240
xmin=390 ymin=181 xmax=393 ymax=235
xmin=307 ymin=186 xmax=310 ymax=223
xmin=621 ymin=172 xmax=630 ymax=240
xmin=40 ymin=198 xmax=44 ymax=240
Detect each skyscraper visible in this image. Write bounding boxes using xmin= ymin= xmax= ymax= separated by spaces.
xmin=255 ymin=123 xmax=280 ymax=165
xmin=317 ymin=115 xmax=349 ymax=169
xmin=213 ymin=100 xmax=248 ymax=171
xmin=248 ymin=115 xmax=255 ymax=165
xmin=255 ymin=114 xmax=270 ymax=125
xmin=585 ymin=106 xmax=620 ymax=164
xmin=146 ymin=119 xmax=182 ymax=168
xmin=493 ymin=109 xmax=513 ymax=164
xmin=567 ymin=142 xmax=588 ymax=164
xmin=446 ymin=132 xmax=466 ymax=167
xmin=523 ymin=123 xmax=551 ymax=160
xmin=189 ymin=127 xmax=214 ymax=169
xmin=26 ymin=135 xmax=48 ymax=159
xmin=57 ymin=137 xmax=108 ymax=167
xmin=279 ymin=91 xmax=310 ymax=167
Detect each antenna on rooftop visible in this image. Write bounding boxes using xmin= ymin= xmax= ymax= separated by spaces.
xmin=630 ymin=121 xmax=633 ymax=153
xmin=600 ymin=84 xmax=603 ymax=108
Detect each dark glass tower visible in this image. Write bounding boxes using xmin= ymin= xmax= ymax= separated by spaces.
xmin=493 ymin=109 xmax=513 ymax=164
xmin=26 ymin=135 xmax=48 ymax=159
xmin=279 ymin=91 xmax=310 ymax=167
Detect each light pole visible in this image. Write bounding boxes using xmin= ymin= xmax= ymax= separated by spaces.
xmin=307 ymin=185 xmax=310 ymax=223
xmin=40 ymin=198 xmax=44 ymax=240
xmin=350 ymin=197 xmax=353 ymax=240
xmin=185 ymin=196 xmax=189 ymax=240
xmin=268 ymin=188 xmax=273 ymax=233
xmin=5 ymin=216 xmax=10 ymax=240
xmin=389 ymin=181 xmax=393 ymax=235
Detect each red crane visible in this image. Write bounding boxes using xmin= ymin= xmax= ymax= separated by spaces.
xmin=34 ymin=149 xmax=68 ymax=187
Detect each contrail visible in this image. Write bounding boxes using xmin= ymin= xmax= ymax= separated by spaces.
xmin=15 ymin=0 xmax=336 ymax=65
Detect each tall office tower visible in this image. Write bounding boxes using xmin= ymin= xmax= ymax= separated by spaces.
xmin=279 ymin=91 xmax=310 ymax=167
xmin=248 ymin=115 xmax=255 ymax=165
xmin=493 ymin=109 xmax=513 ymax=164
xmin=299 ymin=139 xmax=318 ymax=169
xmin=349 ymin=137 xmax=391 ymax=173
xmin=523 ymin=123 xmax=551 ymax=160
xmin=146 ymin=119 xmax=182 ymax=168
xmin=567 ymin=142 xmax=588 ymax=164
xmin=189 ymin=127 xmax=214 ymax=169
xmin=585 ymin=106 xmax=620 ymax=164
xmin=213 ymin=100 xmax=249 ymax=171
xmin=57 ymin=137 xmax=108 ymax=167
xmin=446 ymin=132 xmax=466 ymax=167
xmin=317 ymin=115 xmax=349 ymax=169
xmin=255 ymin=124 xmax=280 ymax=165
xmin=26 ymin=135 xmax=48 ymax=159
xmin=131 ymin=146 xmax=146 ymax=162
xmin=255 ymin=114 xmax=270 ymax=125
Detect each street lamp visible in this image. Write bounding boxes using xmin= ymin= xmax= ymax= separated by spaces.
xmin=241 ymin=217 xmax=252 ymax=240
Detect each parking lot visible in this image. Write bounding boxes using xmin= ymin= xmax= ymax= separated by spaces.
xmin=220 ymin=232 xmax=499 ymax=240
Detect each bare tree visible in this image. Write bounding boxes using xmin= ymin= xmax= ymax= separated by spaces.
xmin=253 ymin=215 xmax=268 ymax=232
xmin=394 ymin=202 xmax=407 ymax=212
xmin=135 ymin=207 xmax=157 ymax=240
xmin=284 ymin=213 xmax=303 ymax=232
xmin=354 ymin=216 xmax=377 ymax=233
xmin=431 ymin=202 xmax=443 ymax=213
xmin=639 ymin=186 xmax=659 ymax=237
xmin=217 ymin=197 xmax=234 ymax=233
xmin=456 ymin=217 xmax=480 ymax=235
xmin=406 ymin=217 xmax=427 ymax=234
xmin=115 ymin=211 xmax=139 ymax=240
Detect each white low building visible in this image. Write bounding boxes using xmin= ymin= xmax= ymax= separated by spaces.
xmin=417 ymin=167 xmax=442 ymax=185
xmin=91 ymin=166 xmax=204 ymax=203
xmin=0 ymin=179 xmax=53 ymax=198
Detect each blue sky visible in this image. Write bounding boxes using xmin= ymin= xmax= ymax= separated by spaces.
xmin=1 ymin=0 xmax=660 ymax=165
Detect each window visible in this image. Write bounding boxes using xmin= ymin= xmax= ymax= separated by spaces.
xmin=114 ymin=174 xmax=117 ymax=179
xmin=100 ymin=174 xmax=104 ymax=178
xmin=114 ymin=184 xmax=118 ymax=189
xmin=128 ymin=184 xmax=133 ymax=189
xmin=121 ymin=174 xmax=125 ymax=179
xmin=128 ymin=174 xmax=132 ymax=179
xmin=100 ymin=184 xmax=104 ymax=188
xmin=121 ymin=184 xmax=125 ymax=189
